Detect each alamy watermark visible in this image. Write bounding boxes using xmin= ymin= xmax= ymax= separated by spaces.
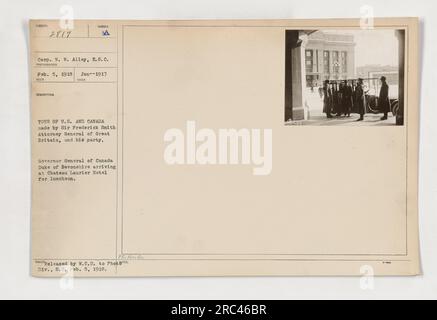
xmin=59 ymin=5 xmax=74 ymax=30
xmin=360 ymin=5 xmax=375 ymax=30
xmin=360 ymin=265 xmax=375 ymax=290
xmin=164 ymin=121 xmax=273 ymax=176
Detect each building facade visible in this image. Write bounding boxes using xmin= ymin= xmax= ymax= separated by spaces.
xmin=357 ymin=65 xmax=399 ymax=84
xmin=304 ymin=31 xmax=356 ymax=87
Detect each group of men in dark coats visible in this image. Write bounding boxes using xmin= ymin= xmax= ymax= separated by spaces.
xmin=321 ymin=76 xmax=390 ymax=121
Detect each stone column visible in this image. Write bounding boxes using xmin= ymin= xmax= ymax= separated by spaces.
xmin=284 ymin=30 xmax=308 ymax=121
xmin=395 ymin=30 xmax=405 ymax=125
xmin=284 ymin=31 xmax=296 ymax=121
xmin=317 ymin=49 xmax=324 ymax=83
xmin=339 ymin=52 xmax=344 ymax=77
xmin=347 ymin=47 xmax=355 ymax=78
xmin=329 ymin=51 xmax=334 ymax=77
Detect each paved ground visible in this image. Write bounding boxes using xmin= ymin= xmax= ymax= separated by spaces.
xmin=286 ymin=113 xmax=396 ymax=126
xmin=285 ymin=89 xmax=397 ymax=126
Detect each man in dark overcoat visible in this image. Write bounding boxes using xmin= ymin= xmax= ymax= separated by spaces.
xmin=355 ymin=78 xmax=365 ymax=121
xmin=379 ymin=76 xmax=390 ymax=120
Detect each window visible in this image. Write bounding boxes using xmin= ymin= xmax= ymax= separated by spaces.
xmin=323 ymin=51 xmax=330 ymax=74
xmin=341 ymin=51 xmax=347 ymax=73
xmin=332 ymin=51 xmax=340 ymax=74
xmin=305 ymin=50 xmax=313 ymax=73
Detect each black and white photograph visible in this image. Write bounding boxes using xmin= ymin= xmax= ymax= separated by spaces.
xmin=284 ymin=29 xmax=405 ymax=126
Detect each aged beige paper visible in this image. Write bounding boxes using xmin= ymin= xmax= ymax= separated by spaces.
xmin=30 ymin=18 xmax=420 ymax=277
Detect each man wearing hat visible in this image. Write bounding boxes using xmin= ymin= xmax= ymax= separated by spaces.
xmin=355 ymin=78 xmax=365 ymax=121
xmin=379 ymin=76 xmax=390 ymax=120
xmin=322 ymin=80 xmax=333 ymax=118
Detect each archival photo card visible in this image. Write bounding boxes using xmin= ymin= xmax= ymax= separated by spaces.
xmin=30 ymin=18 xmax=420 ymax=277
